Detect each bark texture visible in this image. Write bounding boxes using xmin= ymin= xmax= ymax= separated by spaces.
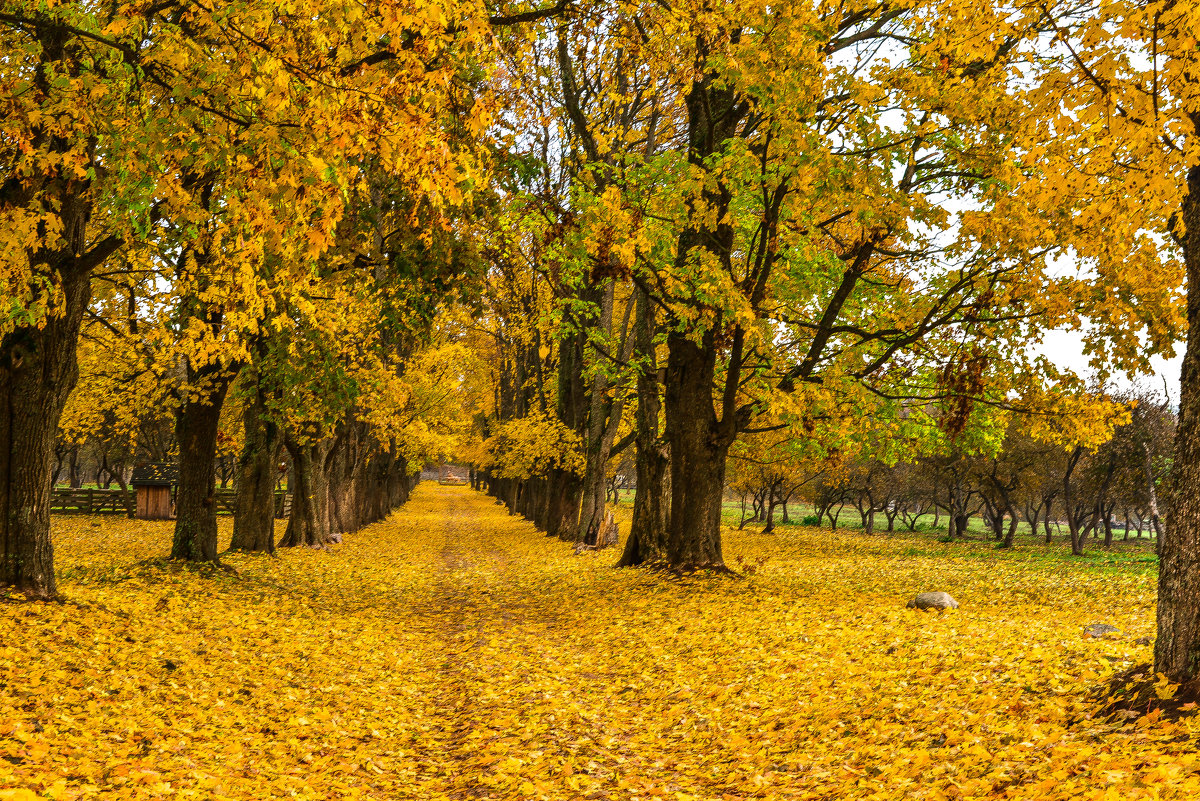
xmin=230 ymin=376 xmax=280 ymax=553
xmin=0 ymin=270 xmax=91 ymax=598
xmin=619 ymin=287 xmax=670 ymax=567
xmin=663 ymin=333 xmax=731 ymax=570
xmin=279 ymin=437 xmax=335 ymax=548
xmin=1158 ymin=160 xmax=1200 ymax=688
xmin=0 ymin=28 xmax=120 ymax=599
xmin=171 ymin=365 xmax=237 ymax=561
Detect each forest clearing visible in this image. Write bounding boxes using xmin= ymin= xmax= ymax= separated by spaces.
xmin=1 ymin=484 xmax=1194 ymax=801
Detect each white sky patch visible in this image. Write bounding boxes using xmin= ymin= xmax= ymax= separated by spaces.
xmin=1037 ymin=328 xmax=1182 ymax=404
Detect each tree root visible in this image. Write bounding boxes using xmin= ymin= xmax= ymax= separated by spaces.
xmin=1087 ymin=663 xmax=1200 ymax=723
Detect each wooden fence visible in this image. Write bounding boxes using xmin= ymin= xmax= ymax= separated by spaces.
xmin=50 ymin=488 xmax=291 ymax=518
xmin=51 ymin=488 xmax=134 ymax=515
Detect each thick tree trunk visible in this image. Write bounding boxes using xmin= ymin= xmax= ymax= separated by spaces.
xmin=663 ymin=334 xmax=730 ymax=571
xmin=533 ymin=474 xmax=553 ymax=531
xmin=576 ymin=282 xmax=616 ymax=544
xmin=279 ymin=437 xmax=335 ymax=548
xmin=171 ymin=365 xmax=237 ymax=561
xmin=619 ymin=289 xmax=670 ymax=566
xmin=231 ymin=376 xmax=280 ymax=553
xmin=0 ymin=270 xmax=92 ymax=598
xmin=1157 ymin=160 xmax=1200 ymax=688
xmin=1066 ymin=512 xmax=1084 ymax=556
xmin=952 ymin=514 xmax=970 ymax=540
xmin=545 ymin=468 xmax=581 ymax=539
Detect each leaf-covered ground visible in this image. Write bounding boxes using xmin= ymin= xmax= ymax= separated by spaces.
xmin=2 ymin=484 xmax=1196 ymax=800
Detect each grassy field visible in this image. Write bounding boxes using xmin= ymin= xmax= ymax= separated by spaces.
xmin=0 ymin=484 xmax=1193 ymax=800
xmin=610 ymin=491 xmax=1160 ymax=557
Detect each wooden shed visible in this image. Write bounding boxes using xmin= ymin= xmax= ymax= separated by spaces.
xmin=132 ymin=462 xmax=178 ymax=520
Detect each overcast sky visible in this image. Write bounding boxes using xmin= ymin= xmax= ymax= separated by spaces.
xmin=1039 ymin=328 xmax=1182 ymax=404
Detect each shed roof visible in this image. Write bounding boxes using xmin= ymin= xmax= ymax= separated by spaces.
xmin=131 ymin=462 xmax=178 ymax=487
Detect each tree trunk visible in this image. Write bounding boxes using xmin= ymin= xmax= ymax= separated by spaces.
xmin=763 ymin=489 xmax=778 ymax=534
xmin=1002 ymin=511 xmax=1017 ymax=549
xmin=1043 ymin=495 xmax=1055 ymax=543
xmin=1062 ymin=447 xmax=1084 ymax=556
xmin=576 ymin=280 xmax=617 ymax=544
xmin=279 ymin=436 xmax=335 ymax=548
xmin=0 ymin=271 xmax=92 ymax=598
xmin=1143 ymin=442 xmax=1165 ymax=540
xmin=953 ymin=514 xmax=970 ymax=540
xmin=171 ymin=365 xmax=238 ymax=561
xmin=1157 ymin=158 xmax=1200 ymax=688
xmin=231 ymin=375 xmax=280 ymax=553
xmin=545 ymin=468 xmax=581 ymax=539
xmin=619 ymin=290 xmax=670 ymax=567
xmin=663 ymin=333 xmax=730 ymax=570
xmin=68 ymin=446 xmax=81 ymax=489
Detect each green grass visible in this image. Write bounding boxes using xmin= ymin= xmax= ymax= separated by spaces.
xmin=608 ymin=489 xmax=1159 ymax=571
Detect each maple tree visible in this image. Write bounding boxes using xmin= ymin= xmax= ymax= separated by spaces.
xmin=1014 ymin=0 xmax=1197 ymax=688
xmin=533 ymin=0 xmax=1164 ymax=574
xmin=6 ymin=6 xmax=1200 ymax=791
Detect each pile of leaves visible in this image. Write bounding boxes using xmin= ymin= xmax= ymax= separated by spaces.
xmin=2 ymin=486 xmax=1196 ymax=799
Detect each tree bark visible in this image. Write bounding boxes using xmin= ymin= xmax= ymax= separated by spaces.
xmin=230 ymin=374 xmax=280 ymax=553
xmin=663 ymin=333 xmax=730 ymax=570
xmin=279 ymin=436 xmax=335 ymax=548
xmin=0 ymin=26 xmax=121 ymax=598
xmin=619 ymin=289 xmax=670 ymax=566
xmin=171 ymin=364 xmax=238 ymax=561
xmin=0 ymin=269 xmax=92 ymax=598
xmin=545 ymin=468 xmax=581 ymax=539
xmin=1157 ymin=159 xmax=1200 ymax=688
xmin=1062 ymin=447 xmax=1084 ymax=556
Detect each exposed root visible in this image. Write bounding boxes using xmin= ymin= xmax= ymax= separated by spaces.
xmin=625 ymin=560 xmax=743 ymax=579
xmin=1089 ymin=663 xmax=1200 ymax=723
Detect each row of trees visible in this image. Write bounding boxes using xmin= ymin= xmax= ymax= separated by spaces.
xmin=7 ymin=1 xmax=1200 ymax=691
xmin=456 ymin=0 xmax=1200 ymax=691
xmin=0 ymin=0 xmax=529 ymax=593
xmin=729 ymin=389 xmax=1173 ymax=554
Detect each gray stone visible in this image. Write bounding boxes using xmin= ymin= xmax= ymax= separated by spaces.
xmin=906 ymin=591 xmax=959 ymax=611
xmin=1082 ymin=623 xmax=1122 ymax=639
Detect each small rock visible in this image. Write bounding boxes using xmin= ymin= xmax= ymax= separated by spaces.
xmin=1082 ymin=623 xmax=1122 ymax=639
xmin=906 ymin=591 xmax=959 ymax=611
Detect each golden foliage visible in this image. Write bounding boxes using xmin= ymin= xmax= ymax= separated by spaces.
xmin=1 ymin=486 xmax=1195 ymax=799
xmin=484 ymin=411 xmax=587 ymax=479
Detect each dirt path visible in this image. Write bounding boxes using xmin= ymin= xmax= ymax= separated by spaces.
xmin=399 ymin=486 xmax=589 ymax=799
